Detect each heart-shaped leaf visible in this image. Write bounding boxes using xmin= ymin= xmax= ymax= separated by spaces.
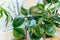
xmin=12 ymin=17 xmax=24 ymax=27
xmin=13 ymin=28 xmax=25 ymax=39
xmin=21 ymin=7 xmax=28 ymax=16
xmin=29 ymin=3 xmax=44 ymax=16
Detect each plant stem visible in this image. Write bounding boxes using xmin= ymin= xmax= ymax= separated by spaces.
xmin=25 ymin=25 xmax=27 ymax=40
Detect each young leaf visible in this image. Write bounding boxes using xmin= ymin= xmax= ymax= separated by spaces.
xmin=13 ymin=28 xmax=25 ymax=39
xmin=12 ymin=17 xmax=24 ymax=27
xmin=21 ymin=7 xmax=28 ymax=16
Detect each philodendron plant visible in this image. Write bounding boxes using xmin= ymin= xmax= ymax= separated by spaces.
xmin=0 ymin=0 xmax=60 ymax=40
xmin=12 ymin=0 xmax=60 ymax=40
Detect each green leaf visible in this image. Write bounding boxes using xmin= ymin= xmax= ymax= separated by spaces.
xmin=46 ymin=0 xmax=51 ymax=3
xmin=29 ymin=6 xmax=36 ymax=14
xmin=36 ymin=3 xmax=44 ymax=10
xmin=21 ymin=7 xmax=28 ymax=16
xmin=25 ymin=19 xmax=36 ymax=33
xmin=53 ymin=0 xmax=58 ymax=3
xmin=3 ymin=9 xmax=9 ymax=26
xmin=45 ymin=3 xmax=51 ymax=10
xmin=48 ymin=3 xmax=60 ymax=11
xmin=0 ymin=8 xmax=3 ymax=18
xmin=0 ymin=6 xmax=9 ymax=26
xmin=54 ymin=22 xmax=60 ymax=27
xmin=33 ymin=25 xmax=44 ymax=37
xmin=37 ymin=17 xmax=43 ymax=24
xmin=43 ymin=24 xmax=56 ymax=36
xmin=52 ymin=16 xmax=60 ymax=22
xmin=31 ymin=17 xmax=42 ymax=24
xmin=33 ymin=16 xmax=43 ymax=24
xmin=12 ymin=17 xmax=24 ymax=27
xmin=46 ymin=0 xmax=58 ymax=3
xmin=0 ymin=6 xmax=8 ymax=17
xmin=30 ymin=12 xmax=44 ymax=17
xmin=29 ymin=33 xmax=40 ymax=40
xmin=29 ymin=3 xmax=44 ymax=16
xmin=13 ymin=28 xmax=25 ymax=39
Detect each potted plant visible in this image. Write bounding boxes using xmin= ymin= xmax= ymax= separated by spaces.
xmin=0 ymin=0 xmax=60 ymax=40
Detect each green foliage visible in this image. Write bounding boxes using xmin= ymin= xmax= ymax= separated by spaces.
xmin=0 ymin=7 xmax=3 ymax=18
xmin=29 ymin=3 xmax=45 ymax=16
xmin=29 ymin=33 xmax=40 ymax=40
xmin=12 ymin=17 xmax=24 ymax=27
xmin=21 ymin=7 xmax=28 ymax=16
xmin=13 ymin=28 xmax=25 ymax=39
xmin=33 ymin=24 xmax=44 ymax=37
xmin=12 ymin=0 xmax=60 ymax=39
xmin=46 ymin=0 xmax=58 ymax=3
xmin=43 ymin=24 xmax=56 ymax=36
xmin=0 ymin=0 xmax=60 ymax=40
xmin=36 ymin=3 xmax=45 ymax=10
xmin=52 ymin=15 xmax=60 ymax=22
xmin=0 ymin=6 xmax=8 ymax=18
xmin=0 ymin=6 xmax=9 ymax=26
